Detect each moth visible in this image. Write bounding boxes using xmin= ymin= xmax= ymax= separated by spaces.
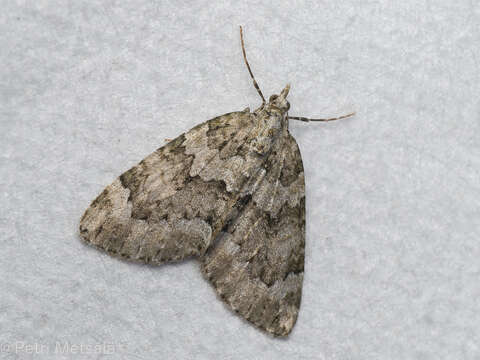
xmin=79 ymin=27 xmax=353 ymax=336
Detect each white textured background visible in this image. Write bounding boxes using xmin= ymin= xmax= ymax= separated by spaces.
xmin=1 ymin=1 xmax=479 ymax=359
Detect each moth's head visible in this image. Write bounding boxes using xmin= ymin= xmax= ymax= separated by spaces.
xmin=267 ymin=84 xmax=291 ymax=112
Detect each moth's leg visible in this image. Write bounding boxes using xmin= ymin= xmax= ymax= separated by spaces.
xmin=287 ymin=112 xmax=355 ymax=122
xmin=239 ymin=26 xmax=266 ymax=105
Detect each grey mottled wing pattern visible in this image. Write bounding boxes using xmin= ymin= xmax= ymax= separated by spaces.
xmin=79 ymin=109 xmax=266 ymax=264
xmin=80 ymin=109 xmax=306 ymax=336
xmin=201 ymin=132 xmax=305 ymax=336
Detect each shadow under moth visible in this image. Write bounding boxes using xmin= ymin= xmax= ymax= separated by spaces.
xmin=79 ymin=26 xmax=354 ymax=336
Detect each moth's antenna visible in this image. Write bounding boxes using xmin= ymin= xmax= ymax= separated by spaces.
xmin=287 ymin=112 xmax=355 ymax=122
xmin=239 ymin=26 xmax=266 ymax=104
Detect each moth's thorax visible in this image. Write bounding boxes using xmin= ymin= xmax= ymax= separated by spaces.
xmin=249 ymin=110 xmax=286 ymax=157
xmin=249 ymin=84 xmax=291 ymax=155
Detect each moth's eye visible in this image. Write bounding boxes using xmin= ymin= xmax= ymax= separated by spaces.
xmin=269 ymin=94 xmax=278 ymax=102
xmin=286 ymin=101 xmax=290 ymax=111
